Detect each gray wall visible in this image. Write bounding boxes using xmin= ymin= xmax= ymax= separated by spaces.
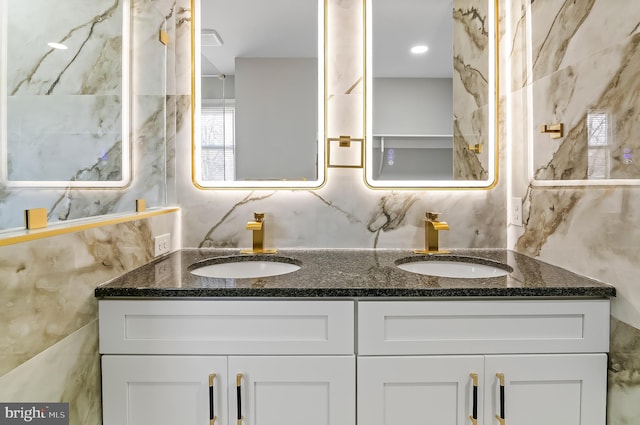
xmin=373 ymin=78 xmax=453 ymax=135
xmin=235 ymin=58 xmax=318 ymax=181
xmin=372 ymin=147 xmax=453 ymax=180
xmin=372 ymin=78 xmax=454 ymax=179
xmin=202 ymin=75 xmax=235 ymax=100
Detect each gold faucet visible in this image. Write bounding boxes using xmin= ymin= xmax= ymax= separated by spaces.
xmin=414 ymin=212 xmax=450 ymax=254
xmin=241 ymin=212 xmax=276 ymax=254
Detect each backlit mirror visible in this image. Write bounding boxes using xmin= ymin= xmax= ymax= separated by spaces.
xmin=0 ymin=0 xmax=130 ymax=188
xmin=0 ymin=0 xmax=169 ymax=233
xmin=365 ymin=0 xmax=497 ymax=188
xmin=192 ymin=0 xmax=325 ymax=189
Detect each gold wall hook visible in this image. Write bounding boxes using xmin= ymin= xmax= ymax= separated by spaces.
xmin=467 ymin=143 xmax=482 ymax=154
xmin=541 ymin=123 xmax=564 ymax=139
xmin=24 ymin=208 xmax=48 ymax=230
xmin=159 ymin=29 xmax=169 ymax=45
xmin=135 ymin=199 xmax=146 ymax=212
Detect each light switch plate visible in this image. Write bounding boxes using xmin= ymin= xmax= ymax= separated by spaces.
xmin=512 ymin=197 xmax=523 ymax=227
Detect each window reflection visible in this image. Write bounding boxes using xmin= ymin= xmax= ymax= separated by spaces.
xmin=201 ymin=102 xmax=236 ymax=181
xmin=587 ymin=111 xmax=611 ymax=180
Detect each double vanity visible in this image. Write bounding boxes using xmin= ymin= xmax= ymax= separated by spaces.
xmin=96 ymin=249 xmax=614 ymax=425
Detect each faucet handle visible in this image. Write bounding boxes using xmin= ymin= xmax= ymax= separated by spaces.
xmin=426 ymin=212 xmax=441 ymax=220
xmin=253 ymin=212 xmax=265 ymax=222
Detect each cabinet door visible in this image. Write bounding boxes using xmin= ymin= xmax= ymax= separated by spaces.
xmin=358 ymin=356 xmax=484 ymax=425
xmin=102 ymin=355 xmax=228 ymax=425
xmin=484 ymin=354 xmax=607 ymax=425
xmin=229 ymin=356 xmax=355 ymax=425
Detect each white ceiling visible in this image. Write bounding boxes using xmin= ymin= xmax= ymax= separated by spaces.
xmin=199 ymin=0 xmax=453 ymax=78
xmin=373 ymin=0 xmax=453 ymax=78
xmin=200 ymin=0 xmax=317 ymax=76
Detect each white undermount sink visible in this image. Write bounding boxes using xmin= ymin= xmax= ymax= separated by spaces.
xmin=189 ymin=256 xmax=301 ymax=279
xmin=396 ymin=256 xmax=512 ymax=278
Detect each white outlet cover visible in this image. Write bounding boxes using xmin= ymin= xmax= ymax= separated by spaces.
xmin=154 ymin=233 xmax=171 ymax=256
xmin=511 ymin=197 xmax=523 ymax=227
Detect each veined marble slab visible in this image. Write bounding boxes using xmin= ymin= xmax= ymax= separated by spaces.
xmin=7 ymin=0 xmax=123 ymax=96
xmin=452 ymin=0 xmax=492 ymax=179
xmin=0 ymin=322 xmax=101 ymax=425
xmin=0 ymin=213 xmax=178 ymax=375
xmin=8 ymin=95 xmax=123 ymax=182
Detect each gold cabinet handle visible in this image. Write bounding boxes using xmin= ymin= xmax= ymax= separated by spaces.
xmin=209 ymin=373 xmax=217 ymax=425
xmin=469 ymin=373 xmax=478 ymax=425
xmin=236 ymin=373 xmax=244 ymax=425
xmin=496 ymin=373 xmax=505 ymax=425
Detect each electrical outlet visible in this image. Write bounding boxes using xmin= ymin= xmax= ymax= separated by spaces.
xmin=512 ymin=197 xmax=523 ymax=227
xmin=154 ymin=233 xmax=171 ymax=257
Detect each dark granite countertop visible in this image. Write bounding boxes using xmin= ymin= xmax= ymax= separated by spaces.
xmin=95 ymin=249 xmax=616 ymax=298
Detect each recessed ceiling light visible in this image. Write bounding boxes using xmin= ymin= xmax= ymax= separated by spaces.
xmin=411 ymin=45 xmax=429 ymax=54
xmin=48 ymin=42 xmax=68 ymax=50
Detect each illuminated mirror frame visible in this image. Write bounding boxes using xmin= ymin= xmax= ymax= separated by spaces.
xmin=192 ymin=0 xmax=326 ymax=189
xmin=0 ymin=0 xmax=131 ymax=189
xmin=364 ymin=0 xmax=498 ymax=189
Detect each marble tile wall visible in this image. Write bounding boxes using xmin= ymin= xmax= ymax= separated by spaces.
xmin=0 ymin=0 xmax=173 ymax=231
xmin=177 ymin=0 xmax=507 ymax=251
xmin=0 ymin=1 xmax=182 ymax=424
xmin=505 ymin=1 xmax=640 ymax=423
xmin=0 ymin=211 xmax=179 ymax=425
xmin=452 ymin=0 xmax=491 ymax=180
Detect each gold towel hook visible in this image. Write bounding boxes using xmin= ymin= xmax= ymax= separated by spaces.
xmin=541 ymin=123 xmax=564 ymax=139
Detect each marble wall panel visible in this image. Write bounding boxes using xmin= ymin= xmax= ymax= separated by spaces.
xmin=453 ymin=106 xmax=490 ymax=181
xmin=0 ymin=322 xmax=101 ymax=425
xmin=7 ymin=0 xmax=123 ymax=96
xmin=505 ymin=1 xmax=640 ymax=423
xmin=609 ymin=318 xmax=640 ymax=425
xmin=453 ymin=0 xmax=490 ymax=110
xmin=529 ymin=0 xmax=640 ymax=84
xmin=0 ymin=211 xmax=179 ymax=377
xmin=0 ymin=210 xmax=178 ymax=423
xmin=8 ymin=96 xmax=123 ymax=182
xmin=132 ymin=0 xmax=168 ymax=96
xmin=452 ymin=0 xmax=492 ymax=179
xmin=0 ymin=0 xmax=179 ymax=419
xmin=531 ymin=35 xmax=640 ymax=181
xmin=174 ymin=0 xmax=192 ymax=96
xmin=503 ymin=0 xmax=527 ymax=91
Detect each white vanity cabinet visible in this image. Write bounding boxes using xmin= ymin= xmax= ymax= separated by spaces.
xmin=357 ymin=300 xmax=610 ymax=425
xmin=99 ymin=298 xmax=609 ymax=425
xmin=99 ymin=300 xmax=356 ymax=425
